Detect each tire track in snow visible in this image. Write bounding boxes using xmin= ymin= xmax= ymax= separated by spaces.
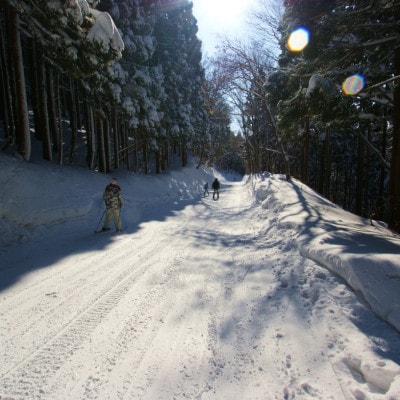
xmin=75 ymin=251 xmax=185 ymax=400
xmin=1 ymin=271 xmax=138 ymax=398
xmin=0 ymin=240 xmax=147 ymax=378
xmin=0 ymin=229 xmax=182 ymax=399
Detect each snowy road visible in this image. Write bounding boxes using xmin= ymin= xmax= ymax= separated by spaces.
xmin=1 ymin=177 xmax=400 ymax=399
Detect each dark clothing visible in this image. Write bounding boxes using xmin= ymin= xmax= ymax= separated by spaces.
xmin=212 ymin=179 xmax=220 ymax=200
xmin=211 ymin=180 xmax=220 ymax=190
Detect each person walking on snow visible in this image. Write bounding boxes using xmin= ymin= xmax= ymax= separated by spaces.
xmin=203 ymin=182 xmax=209 ymax=197
xmin=212 ymin=178 xmax=220 ymax=200
xmin=102 ymin=178 xmax=123 ymax=231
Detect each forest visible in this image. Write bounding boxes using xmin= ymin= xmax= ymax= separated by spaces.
xmin=1 ymin=0 xmax=400 ymax=232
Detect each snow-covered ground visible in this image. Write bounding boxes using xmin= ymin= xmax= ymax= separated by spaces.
xmin=1 ymin=152 xmax=400 ymax=400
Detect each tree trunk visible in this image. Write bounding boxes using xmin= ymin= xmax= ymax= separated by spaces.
xmin=181 ymin=138 xmax=187 ymax=167
xmin=155 ymin=149 xmax=161 ymax=173
xmin=143 ymin=137 xmax=149 ymax=174
xmin=36 ymin=44 xmax=52 ymax=161
xmin=196 ymin=141 xmax=205 ymax=169
xmin=55 ymin=72 xmax=63 ymax=164
xmin=119 ymin=122 xmax=128 ymax=169
xmin=126 ymin=125 xmax=132 ymax=172
xmin=29 ymin=43 xmax=40 ymax=140
xmin=134 ymin=130 xmax=139 ymax=172
xmin=112 ymin=109 xmax=119 ymax=169
xmin=388 ymin=48 xmax=400 ymax=231
xmin=161 ymin=140 xmax=167 ymax=171
xmin=9 ymin=6 xmax=30 ymax=160
xmin=364 ymin=126 xmax=371 ymax=217
xmin=86 ymin=104 xmax=95 ymax=169
xmin=47 ymin=68 xmax=61 ymax=161
xmin=68 ymin=77 xmax=78 ymax=164
xmin=355 ymin=131 xmax=364 ymax=216
xmin=0 ymin=7 xmax=15 ymax=149
xmin=96 ymin=112 xmax=106 ymax=172
xmin=319 ymin=130 xmax=330 ymax=197
xmin=377 ymin=117 xmax=387 ymax=219
xmin=301 ymin=117 xmax=310 ymax=184
xmin=104 ymin=113 xmax=111 ymax=173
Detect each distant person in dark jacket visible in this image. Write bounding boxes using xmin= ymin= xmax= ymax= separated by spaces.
xmin=212 ymin=178 xmax=220 ymax=200
xmin=102 ymin=178 xmax=123 ymax=231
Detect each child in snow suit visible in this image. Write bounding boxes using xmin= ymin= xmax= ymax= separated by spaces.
xmin=102 ymin=178 xmax=123 ymax=231
xmin=204 ymin=182 xmax=209 ymax=196
xmin=212 ymin=178 xmax=220 ymax=200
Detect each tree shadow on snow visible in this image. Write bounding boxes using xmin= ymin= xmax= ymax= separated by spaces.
xmin=287 ymin=180 xmax=400 ymax=364
xmin=0 ymin=192 xmax=204 ymax=292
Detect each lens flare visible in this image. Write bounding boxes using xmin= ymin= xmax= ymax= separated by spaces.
xmin=287 ymin=27 xmax=309 ymax=52
xmin=342 ymin=74 xmax=365 ymax=95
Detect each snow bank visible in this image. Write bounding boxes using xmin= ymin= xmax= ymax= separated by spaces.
xmin=252 ymin=173 xmax=400 ymax=332
xmin=0 ymin=153 xmax=212 ymax=249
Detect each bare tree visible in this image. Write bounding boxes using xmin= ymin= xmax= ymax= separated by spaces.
xmin=213 ymin=39 xmax=291 ymax=178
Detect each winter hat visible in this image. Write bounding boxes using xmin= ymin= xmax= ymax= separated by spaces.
xmin=111 ymin=178 xmax=118 ymax=185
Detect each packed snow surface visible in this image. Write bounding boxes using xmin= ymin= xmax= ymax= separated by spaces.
xmin=1 ymin=153 xmax=400 ymax=399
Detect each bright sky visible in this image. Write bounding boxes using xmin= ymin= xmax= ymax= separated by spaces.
xmin=192 ymin=0 xmax=256 ymax=55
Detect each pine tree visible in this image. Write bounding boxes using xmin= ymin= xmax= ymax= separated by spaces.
xmin=1 ymin=0 xmax=123 ymax=163
xmin=275 ymin=0 xmax=400 ymax=229
xmin=154 ymin=0 xmax=204 ymax=167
